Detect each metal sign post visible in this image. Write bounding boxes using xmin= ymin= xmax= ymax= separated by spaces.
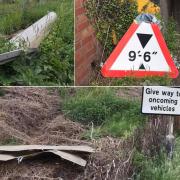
xmin=166 ymin=116 xmax=175 ymax=159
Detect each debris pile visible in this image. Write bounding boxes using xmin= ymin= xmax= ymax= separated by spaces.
xmin=0 ymin=87 xmax=135 ymax=179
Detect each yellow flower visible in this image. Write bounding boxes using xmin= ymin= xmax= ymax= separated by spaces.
xmin=137 ymin=0 xmax=160 ymax=14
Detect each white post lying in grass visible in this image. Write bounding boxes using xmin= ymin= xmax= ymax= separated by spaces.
xmin=0 ymin=49 xmax=23 ymax=65
xmin=10 ymin=12 xmax=57 ymax=49
xmin=0 ymin=48 xmax=37 ymax=65
xmin=0 ymin=12 xmax=57 ymax=64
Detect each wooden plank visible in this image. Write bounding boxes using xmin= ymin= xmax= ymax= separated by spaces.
xmin=0 ymin=154 xmax=16 ymax=161
xmin=0 ymin=150 xmax=87 ymax=166
xmin=0 ymin=145 xmax=94 ymax=153
xmin=49 ymin=150 xmax=87 ymax=167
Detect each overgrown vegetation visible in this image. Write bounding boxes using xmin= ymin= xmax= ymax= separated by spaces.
xmin=84 ymin=0 xmax=138 ymax=57
xmin=164 ymin=18 xmax=180 ymax=60
xmin=91 ymin=75 xmax=172 ymax=86
xmin=62 ymin=87 xmax=180 ymax=179
xmin=63 ymin=88 xmax=146 ymax=138
xmin=133 ymin=136 xmax=180 ymax=180
xmin=0 ymin=87 xmax=179 ymax=179
xmin=0 ymin=0 xmax=73 ymax=85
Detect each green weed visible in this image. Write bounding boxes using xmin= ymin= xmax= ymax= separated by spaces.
xmin=0 ymin=37 xmax=15 ymax=54
xmin=84 ymin=0 xmax=138 ymax=58
xmin=0 ymin=137 xmax=22 ymax=145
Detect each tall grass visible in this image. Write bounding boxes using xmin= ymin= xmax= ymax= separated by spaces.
xmin=63 ymin=88 xmax=146 ymax=138
xmin=0 ymin=0 xmax=62 ymax=35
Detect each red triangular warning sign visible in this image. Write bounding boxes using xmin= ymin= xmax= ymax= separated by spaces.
xmin=101 ymin=22 xmax=179 ymax=78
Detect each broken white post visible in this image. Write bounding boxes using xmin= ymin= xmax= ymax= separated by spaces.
xmin=10 ymin=12 xmax=57 ymax=49
xmin=168 ymin=116 xmax=174 ymax=135
xmin=0 ymin=12 xmax=57 ymax=64
xmin=166 ymin=116 xmax=175 ymax=159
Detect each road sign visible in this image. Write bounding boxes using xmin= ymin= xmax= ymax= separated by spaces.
xmin=142 ymin=86 xmax=180 ymax=115
xmin=101 ymin=22 xmax=179 ymax=78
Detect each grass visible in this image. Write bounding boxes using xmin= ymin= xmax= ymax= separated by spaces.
xmin=0 ymin=137 xmax=22 ymax=145
xmin=91 ymin=75 xmax=173 ymax=86
xmin=0 ymin=87 xmax=6 ymax=96
xmin=63 ymin=88 xmax=146 ymax=138
xmin=0 ymin=0 xmax=74 ymax=85
xmin=0 ymin=1 xmax=23 ymax=35
xmin=133 ymin=136 xmax=180 ymax=180
xmin=0 ymin=0 xmax=62 ymax=35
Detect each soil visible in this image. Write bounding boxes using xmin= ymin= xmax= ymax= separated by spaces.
xmin=115 ymin=87 xmax=142 ymax=101
xmin=0 ymin=87 xmax=134 ymax=180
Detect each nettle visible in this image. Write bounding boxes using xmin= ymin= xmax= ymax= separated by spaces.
xmin=84 ymin=0 xmax=138 ymax=59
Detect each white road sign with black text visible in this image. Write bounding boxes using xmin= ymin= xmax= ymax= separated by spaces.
xmin=110 ymin=23 xmax=169 ymax=72
xmin=142 ymin=86 xmax=180 ymax=115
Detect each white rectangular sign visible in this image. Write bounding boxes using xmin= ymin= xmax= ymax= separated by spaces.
xmin=142 ymin=86 xmax=180 ymax=115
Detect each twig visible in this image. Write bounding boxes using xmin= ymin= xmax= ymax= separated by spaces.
xmin=90 ymin=122 xmax=94 ymax=141
xmin=100 ymin=25 xmax=110 ymax=64
xmin=123 ymin=148 xmax=135 ymax=166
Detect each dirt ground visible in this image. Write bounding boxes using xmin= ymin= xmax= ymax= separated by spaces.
xmin=0 ymin=87 xmax=134 ymax=180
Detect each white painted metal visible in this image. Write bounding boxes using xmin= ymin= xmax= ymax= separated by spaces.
xmin=0 ymin=48 xmax=37 ymax=64
xmin=0 ymin=49 xmax=23 ymax=64
xmin=142 ymin=86 xmax=180 ymax=115
xmin=10 ymin=12 xmax=57 ymax=49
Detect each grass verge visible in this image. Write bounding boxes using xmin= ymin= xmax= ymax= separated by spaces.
xmin=63 ymin=88 xmax=146 ymax=139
